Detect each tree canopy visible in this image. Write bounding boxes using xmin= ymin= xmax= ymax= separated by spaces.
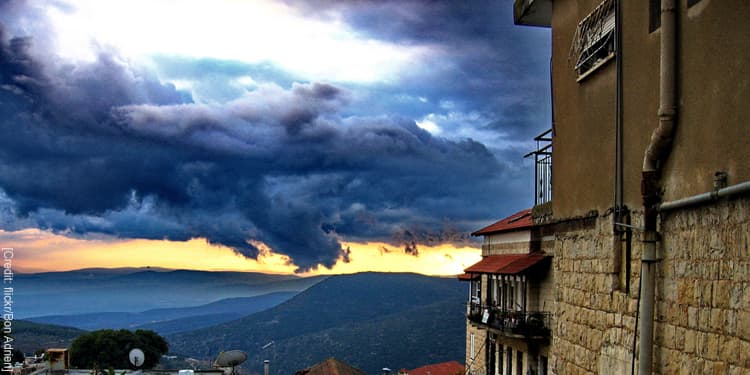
xmin=69 ymin=329 xmax=168 ymax=369
xmin=2 ymin=347 xmax=24 ymax=367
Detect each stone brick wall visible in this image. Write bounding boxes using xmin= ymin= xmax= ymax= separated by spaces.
xmin=552 ymin=210 xmax=639 ymax=375
xmin=654 ymin=196 xmax=750 ymax=374
xmin=551 ymin=196 xmax=750 ymax=374
xmin=466 ymin=324 xmax=488 ymax=375
xmin=483 ymin=241 xmax=533 ymax=256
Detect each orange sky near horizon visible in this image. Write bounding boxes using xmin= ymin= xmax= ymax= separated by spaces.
xmin=0 ymin=229 xmax=481 ymax=276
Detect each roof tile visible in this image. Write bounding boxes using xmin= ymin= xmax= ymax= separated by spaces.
xmin=471 ymin=209 xmax=533 ymax=236
xmin=464 ymin=253 xmax=550 ymax=275
xmin=408 ymin=361 xmax=465 ymax=375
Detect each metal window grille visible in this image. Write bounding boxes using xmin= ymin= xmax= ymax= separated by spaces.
xmin=569 ymin=0 xmax=616 ymax=76
xmin=524 ymin=129 xmax=553 ymax=207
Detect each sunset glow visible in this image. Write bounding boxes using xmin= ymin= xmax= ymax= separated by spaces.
xmin=2 ymin=229 xmax=480 ymax=276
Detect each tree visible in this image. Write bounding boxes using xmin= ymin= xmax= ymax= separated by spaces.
xmin=69 ymin=329 xmax=168 ymax=369
xmin=1 ymin=348 xmax=24 ymax=367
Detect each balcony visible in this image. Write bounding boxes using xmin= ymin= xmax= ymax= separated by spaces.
xmin=467 ymin=302 xmax=551 ymax=340
xmin=524 ymin=129 xmax=552 ymax=208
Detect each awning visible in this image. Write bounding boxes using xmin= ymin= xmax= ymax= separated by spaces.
xmin=463 ymin=252 xmax=550 ymax=275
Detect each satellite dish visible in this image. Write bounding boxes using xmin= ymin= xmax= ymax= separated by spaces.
xmin=129 ymin=348 xmax=145 ymax=368
xmin=214 ymin=350 xmax=248 ymax=367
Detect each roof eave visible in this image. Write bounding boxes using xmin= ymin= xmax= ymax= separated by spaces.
xmin=471 ymin=226 xmax=532 ymax=237
xmin=514 ymin=0 xmax=552 ymax=28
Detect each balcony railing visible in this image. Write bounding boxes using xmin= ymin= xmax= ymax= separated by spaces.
xmin=467 ymin=302 xmax=551 ymax=339
xmin=524 ymin=129 xmax=552 ymax=207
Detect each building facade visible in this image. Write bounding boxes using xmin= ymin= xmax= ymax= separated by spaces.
xmin=462 ymin=210 xmax=555 ymax=375
xmin=511 ymin=0 xmax=750 ymax=374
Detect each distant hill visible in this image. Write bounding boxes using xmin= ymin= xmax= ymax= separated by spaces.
xmin=17 ymin=268 xmax=325 ymax=318
xmin=12 ymin=320 xmax=85 ymax=354
xmin=168 ymin=272 xmax=466 ymax=375
xmin=28 ymin=292 xmax=297 ymax=334
xmin=256 ymin=298 xmax=466 ymax=375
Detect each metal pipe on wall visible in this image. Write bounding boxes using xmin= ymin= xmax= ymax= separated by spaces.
xmin=639 ymin=0 xmax=677 ymax=374
xmin=659 ymin=181 xmax=750 ymax=212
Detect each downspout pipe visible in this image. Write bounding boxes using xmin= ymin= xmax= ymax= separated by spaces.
xmin=639 ymin=0 xmax=677 ymax=374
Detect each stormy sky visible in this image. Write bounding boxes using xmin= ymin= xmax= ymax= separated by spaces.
xmin=0 ymin=0 xmax=550 ymax=272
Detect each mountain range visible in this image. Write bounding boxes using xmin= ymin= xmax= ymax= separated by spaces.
xmin=168 ymin=272 xmax=467 ymax=375
xmin=17 ymin=268 xmax=325 ymax=318
xmin=15 ymin=269 xmax=468 ymax=375
xmin=28 ymin=292 xmax=297 ymax=334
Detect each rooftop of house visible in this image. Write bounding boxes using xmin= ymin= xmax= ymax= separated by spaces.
xmin=294 ymin=357 xmax=367 ymax=375
xmin=64 ymin=370 xmax=224 ymax=375
xmin=406 ymin=361 xmax=465 ymax=375
xmin=471 ymin=209 xmax=533 ymax=236
xmin=463 ymin=252 xmax=550 ymax=275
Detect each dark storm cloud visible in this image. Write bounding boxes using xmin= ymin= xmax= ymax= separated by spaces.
xmin=0 ymin=1 xmax=545 ymax=271
xmin=0 ymin=25 xmax=520 ymax=271
xmin=287 ymin=0 xmax=551 ymax=147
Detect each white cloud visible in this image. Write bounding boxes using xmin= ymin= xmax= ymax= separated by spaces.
xmin=46 ymin=0 xmax=432 ymax=84
xmin=415 ymin=119 xmax=441 ymax=134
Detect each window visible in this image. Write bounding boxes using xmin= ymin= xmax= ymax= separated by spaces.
xmin=539 ymin=356 xmax=548 ymax=375
xmin=570 ymin=0 xmax=615 ymax=78
xmin=506 ymin=349 xmax=512 ymax=375
xmin=471 ymin=278 xmax=481 ymax=304
xmin=649 ymin=0 xmax=661 ymax=32
xmin=516 ymin=351 xmax=523 ymax=375
xmin=491 ymin=276 xmax=500 ymax=305
xmin=496 ymin=344 xmax=503 ymax=375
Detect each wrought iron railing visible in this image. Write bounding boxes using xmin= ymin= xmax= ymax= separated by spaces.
xmin=524 ymin=129 xmax=553 ymax=207
xmin=466 ymin=302 xmax=552 ymax=338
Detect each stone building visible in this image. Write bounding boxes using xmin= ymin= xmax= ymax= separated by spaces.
xmin=510 ymin=0 xmax=750 ymax=374
xmin=461 ymin=209 xmax=555 ymax=375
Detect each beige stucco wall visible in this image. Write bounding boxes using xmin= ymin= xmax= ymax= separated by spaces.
xmin=550 ymin=0 xmax=750 ymax=218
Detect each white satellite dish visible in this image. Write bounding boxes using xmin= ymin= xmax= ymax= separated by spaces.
xmin=129 ymin=348 xmax=146 ymax=368
xmin=214 ymin=350 xmax=248 ymax=367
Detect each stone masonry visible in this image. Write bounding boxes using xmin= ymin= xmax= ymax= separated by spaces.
xmin=551 ymin=196 xmax=750 ymax=374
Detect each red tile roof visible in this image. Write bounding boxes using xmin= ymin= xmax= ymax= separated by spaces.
xmin=471 ymin=209 xmax=533 ymax=236
xmin=457 ymin=273 xmax=479 ymax=281
xmin=407 ymin=361 xmax=465 ymax=375
xmin=294 ymin=358 xmax=367 ymax=375
xmin=464 ymin=253 xmax=550 ymax=275
xmin=498 ymin=252 xmax=550 ymax=274
xmin=464 ymin=254 xmax=526 ymax=273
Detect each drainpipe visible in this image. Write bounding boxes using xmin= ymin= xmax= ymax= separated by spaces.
xmin=613 ymin=0 xmax=625 ymax=290
xmin=639 ymin=0 xmax=677 ymax=374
